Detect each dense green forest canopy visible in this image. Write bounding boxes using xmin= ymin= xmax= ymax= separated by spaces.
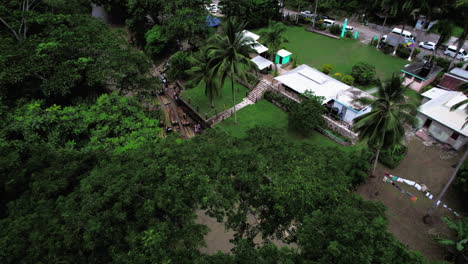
xmin=0 ymin=0 xmax=441 ymax=263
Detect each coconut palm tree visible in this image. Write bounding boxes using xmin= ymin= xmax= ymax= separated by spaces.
xmin=448 ymin=0 xmax=468 ymax=70
xmin=428 ymin=19 xmax=454 ymax=63
xmin=185 ymin=49 xmax=220 ymax=108
xmin=258 ymin=21 xmax=288 ymax=68
xmin=353 ymin=75 xmax=417 ymax=175
xmin=391 ymin=1 xmax=418 ymax=55
xmin=206 ymin=17 xmax=258 ymax=124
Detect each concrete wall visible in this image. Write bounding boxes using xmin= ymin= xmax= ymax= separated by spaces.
xmin=402 ymin=74 xmax=436 ymax=92
xmin=417 ymin=113 xmax=467 ymax=150
xmin=332 ymin=101 xmax=371 ymax=124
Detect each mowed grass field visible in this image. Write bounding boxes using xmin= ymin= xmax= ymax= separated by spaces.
xmin=273 ymin=25 xmax=408 ymax=80
xmin=181 ymin=78 xmax=248 ymax=118
xmin=217 ymin=100 xmax=361 ymax=152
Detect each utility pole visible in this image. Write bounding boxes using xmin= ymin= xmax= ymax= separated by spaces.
xmin=424 ymin=149 xmax=468 ymax=224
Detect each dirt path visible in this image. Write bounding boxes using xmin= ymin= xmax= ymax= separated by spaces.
xmin=357 ymin=136 xmax=465 ymax=261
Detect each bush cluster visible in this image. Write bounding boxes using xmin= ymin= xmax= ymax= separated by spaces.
xmin=341 ymin=75 xmax=355 ymax=85
xmin=264 ymin=91 xmax=296 ymax=111
xmin=321 ymin=64 xmax=333 ymax=75
xmin=329 ymin=24 xmax=342 ymax=35
xmin=379 ymin=144 xmax=408 ymax=169
xmin=351 ymin=62 xmax=376 ymax=85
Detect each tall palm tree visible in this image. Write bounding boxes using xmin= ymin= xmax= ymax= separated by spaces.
xmin=373 ymin=0 xmax=398 ymax=48
xmin=353 ymin=75 xmax=417 ymax=175
xmin=186 ymin=49 xmax=220 ymax=108
xmin=258 ymin=21 xmax=288 ymax=69
xmin=206 ymin=17 xmax=258 ymax=124
xmin=448 ymin=0 xmax=468 ymax=70
xmin=428 ymin=19 xmax=454 ymax=63
xmin=391 ymin=1 xmax=418 ymax=55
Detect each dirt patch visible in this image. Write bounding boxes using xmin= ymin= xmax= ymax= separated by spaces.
xmin=358 ymin=136 xmax=465 ymax=261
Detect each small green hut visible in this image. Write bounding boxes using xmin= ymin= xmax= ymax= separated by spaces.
xmin=275 ymin=49 xmax=292 ymax=65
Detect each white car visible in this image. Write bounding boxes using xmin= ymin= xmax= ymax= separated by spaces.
xmin=419 ymin=41 xmax=436 ymax=50
xmin=344 ymin=25 xmax=353 ymax=31
xmin=444 ymin=45 xmax=468 ymax=61
xmin=323 ymin=19 xmax=335 ymax=27
xmin=301 ymin=10 xmax=311 ymax=15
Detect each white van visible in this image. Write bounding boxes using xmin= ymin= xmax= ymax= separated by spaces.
xmin=391 ymin=28 xmax=415 ymax=39
xmin=444 ymin=45 xmax=468 ymax=61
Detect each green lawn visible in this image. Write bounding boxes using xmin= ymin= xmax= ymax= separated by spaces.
xmin=274 ymin=25 xmax=408 ymax=80
xmin=181 ymin=78 xmax=248 ymax=118
xmin=217 ymin=100 xmax=358 ymax=151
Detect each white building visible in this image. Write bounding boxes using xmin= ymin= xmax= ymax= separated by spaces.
xmin=417 ymin=88 xmax=468 ymax=150
xmin=274 ymin=64 xmax=374 ymax=123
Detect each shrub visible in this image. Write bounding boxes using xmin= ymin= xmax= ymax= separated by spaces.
xmin=333 ymin=72 xmax=342 ymax=78
xmin=344 ymin=31 xmax=353 ymax=39
xmin=288 ymin=92 xmax=325 ymax=137
xmin=321 ymin=64 xmax=333 ymax=75
xmin=329 ymin=24 xmax=342 ymax=35
xmin=264 ymin=91 xmax=296 ymax=111
xmin=292 ymin=56 xmax=298 ymax=68
xmin=396 ymin=44 xmax=410 ymax=59
xmin=341 ymin=75 xmax=355 ymax=85
xmin=380 ymin=43 xmax=393 ymax=54
xmin=434 ymin=57 xmax=451 ymax=71
xmin=317 ymin=23 xmax=326 ymax=31
xmin=351 ymin=62 xmax=376 ymax=85
xmin=379 ymin=144 xmax=408 ymax=169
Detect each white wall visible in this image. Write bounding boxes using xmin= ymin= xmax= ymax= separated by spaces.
xmin=332 ymin=101 xmax=371 ymax=124
xmin=417 ymin=113 xmax=467 ymax=150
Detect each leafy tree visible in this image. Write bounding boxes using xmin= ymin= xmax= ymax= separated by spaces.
xmin=206 ymin=17 xmax=258 ymax=124
xmin=288 ymin=92 xmax=325 ymax=137
xmin=0 ymin=13 xmax=154 ymax=104
xmin=298 ymin=194 xmax=429 ymax=264
xmin=145 ymin=25 xmax=168 ymax=58
xmin=219 ymin=0 xmax=280 ymax=28
xmin=351 ymin=62 xmax=376 ymax=85
xmin=353 ymin=75 xmax=417 ymax=175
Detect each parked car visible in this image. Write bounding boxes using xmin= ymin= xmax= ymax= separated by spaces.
xmin=320 ymin=15 xmax=335 ymax=20
xmin=444 ymin=45 xmax=468 ymax=61
xmin=210 ymin=5 xmax=218 ymax=13
xmin=300 ymin=10 xmax=311 ymax=15
xmin=344 ymin=25 xmax=353 ymax=31
xmin=391 ymin=28 xmax=415 ymax=40
xmin=323 ymin=19 xmax=335 ymax=27
xmin=419 ymin=41 xmax=436 ymax=51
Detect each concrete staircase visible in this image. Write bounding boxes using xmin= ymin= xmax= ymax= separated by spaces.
xmin=248 ymin=80 xmax=271 ymax=102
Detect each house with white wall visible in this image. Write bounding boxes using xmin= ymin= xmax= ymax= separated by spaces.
xmin=274 ymin=64 xmax=374 ymax=123
xmin=417 ymin=88 xmax=468 ymax=150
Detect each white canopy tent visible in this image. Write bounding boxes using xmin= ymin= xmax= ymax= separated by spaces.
xmin=242 ymin=30 xmax=268 ymax=54
xmin=251 ymin=55 xmax=273 ymax=70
